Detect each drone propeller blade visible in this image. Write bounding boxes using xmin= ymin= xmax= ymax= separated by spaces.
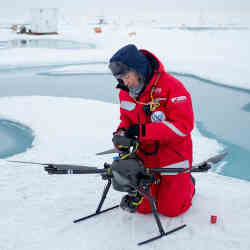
xmin=7 ymin=160 xmax=48 ymax=166
xmin=7 ymin=160 xmax=99 ymax=169
xmin=6 ymin=160 xmax=105 ymax=174
xmin=96 ymin=148 xmax=119 ymax=155
xmin=195 ymin=152 xmax=228 ymax=167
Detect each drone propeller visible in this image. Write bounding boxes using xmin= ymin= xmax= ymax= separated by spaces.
xmin=7 ymin=160 xmax=48 ymax=166
xmin=6 ymin=160 xmax=105 ymax=174
xmin=197 ymin=152 xmax=228 ymax=166
xmin=96 ymin=148 xmax=119 ymax=155
xmin=151 ymin=152 xmax=227 ymax=175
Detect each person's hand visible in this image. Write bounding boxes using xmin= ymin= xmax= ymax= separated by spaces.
xmin=125 ymin=124 xmax=145 ymax=138
xmin=112 ymin=133 xmax=134 ymax=152
xmin=125 ymin=124 xmax=139 ymax=138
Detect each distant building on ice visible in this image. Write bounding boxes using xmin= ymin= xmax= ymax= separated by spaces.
xmin=29 ymin=8 xmax=58 ymax=35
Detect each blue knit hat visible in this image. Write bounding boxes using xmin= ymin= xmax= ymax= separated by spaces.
xmin=109 ymin=44 xmax=149 ymax=80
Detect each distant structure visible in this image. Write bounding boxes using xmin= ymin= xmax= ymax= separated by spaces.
xmin=28 ymin=8 xmax=59 ymax=35
xmin=97 ymin=16 xmax=107 ymax=25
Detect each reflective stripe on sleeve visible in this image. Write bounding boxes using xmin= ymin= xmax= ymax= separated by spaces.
xmin=160 ymin=160 xmax=189 ymax=175
xmin=120 ymin=101 xmax=136 ymax=111
xmin=162 ymin=121 xmax=187 ymax=137
xmin=162 ymin=160 xmax=189 ymax=169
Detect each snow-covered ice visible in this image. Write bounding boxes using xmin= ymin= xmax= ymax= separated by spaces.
xmin=0 ymin=97 xmax=249 ymax=250
xmin=0 ymin=10 xmax=250 ymax=250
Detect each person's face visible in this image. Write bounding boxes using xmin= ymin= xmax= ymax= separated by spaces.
xmin=120 ymin=71 xmax=140 ymax=89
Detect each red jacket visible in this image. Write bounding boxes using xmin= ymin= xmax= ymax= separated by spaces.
xmin=117 ymin=50 xmax=194 ymax=169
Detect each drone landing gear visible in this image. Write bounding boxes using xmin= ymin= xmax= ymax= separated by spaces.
xmin=73 ymin=179 xmax=119 ymax=223
xmin=136 ymin=187 xmax=186 ymax=245
xmin=138 ymin=224 xmax=186 ymax=245
xmin=73 ymin=180 xmax=186 ymax=246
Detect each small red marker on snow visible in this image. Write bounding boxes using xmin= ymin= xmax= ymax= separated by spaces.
xmin=210 ymin=215 xmax=217 ymax=224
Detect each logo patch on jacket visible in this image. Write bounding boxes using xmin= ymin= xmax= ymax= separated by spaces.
xmin=151 ymin=111 xmax=166 ymax=122
xmin=171 ymin=96 xmax=187 ymax=103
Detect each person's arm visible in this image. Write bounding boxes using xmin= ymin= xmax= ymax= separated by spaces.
xmin=115 ymin=91 xmax=133 ymax=133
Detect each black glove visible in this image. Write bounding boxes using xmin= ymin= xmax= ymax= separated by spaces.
xmin=125 ymin=124 xmax=145 ymax=139
xmin=112 ymin=133 xmax=134 ymax=152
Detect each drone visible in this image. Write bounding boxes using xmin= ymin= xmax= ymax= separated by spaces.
xmin=7 ymin=138 xmax=227 ymax=246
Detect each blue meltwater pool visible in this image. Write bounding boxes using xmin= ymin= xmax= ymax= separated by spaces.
xmin=0 ymin=119 xmax=34 ymax=158
xmin=0 ymin=65 xmax=249 ymax=181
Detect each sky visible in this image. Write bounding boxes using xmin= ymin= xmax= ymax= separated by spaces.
xmin=1 ymin=0 xmax=250 ymax=10
xmin=1 ymin=0 xmax=250 ymax=19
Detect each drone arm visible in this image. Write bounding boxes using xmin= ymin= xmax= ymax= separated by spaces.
xmin=150 ymin=163 xmax=212 ymax=175
xmin=44 ymin=164 xmax=107 ymax=175
xmin=150 ymin=152 xmax=228 ymax=175
xmin=150 ymin=167 xmax=185 ymax=175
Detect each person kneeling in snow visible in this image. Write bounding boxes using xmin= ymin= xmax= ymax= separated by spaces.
xmin=109 ymin=44 xmax=195 ymax=217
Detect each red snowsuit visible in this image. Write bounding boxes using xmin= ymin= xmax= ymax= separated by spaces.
xmin=116 ymin=50 xmax=195 ymax=217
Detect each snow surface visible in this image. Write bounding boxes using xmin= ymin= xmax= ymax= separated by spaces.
xmin=0 ymin=12 xmax=250 ymax=250
xmin=1 ymin=96 xmax=249 ymax=250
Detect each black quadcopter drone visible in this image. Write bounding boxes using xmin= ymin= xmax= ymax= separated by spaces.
xmin=7 ymin=138 xmax=227 ymax=246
